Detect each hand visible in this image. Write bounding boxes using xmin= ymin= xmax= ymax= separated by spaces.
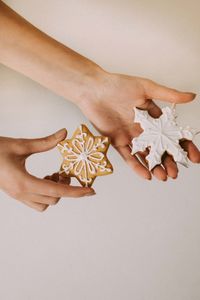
xmin=0 ymin=129 xmax=95 ymax=212
xmin=0 ymin=2 xmax=199 ymax=181
xmin=78 ymin=72 xmax=200 ymax=181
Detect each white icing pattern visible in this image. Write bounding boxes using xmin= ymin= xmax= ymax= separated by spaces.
xmin=58 ymin=125 xmax=112 ymax=186
xmin=131 ymin=106 xmax=196 ymax=170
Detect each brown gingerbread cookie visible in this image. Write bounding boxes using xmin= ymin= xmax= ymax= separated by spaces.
xmin=57 ymin=124 xmax=113 ymax=187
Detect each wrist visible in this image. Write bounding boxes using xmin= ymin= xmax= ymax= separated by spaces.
xmin=68 ymin=61 xmax=110 ymax=107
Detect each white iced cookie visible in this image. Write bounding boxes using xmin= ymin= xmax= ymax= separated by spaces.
xmin=131 ymin=106 xmax=196 ymax=170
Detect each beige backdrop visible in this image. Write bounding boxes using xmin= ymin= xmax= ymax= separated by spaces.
xmin=0 ymin=0 xmax=200 ymax=299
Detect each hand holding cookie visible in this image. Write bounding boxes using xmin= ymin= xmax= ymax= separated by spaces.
xmin=0 ymin=1 xmax=199 ymax=213
xmin=77 ymin=72 xmax=200 ymax=181
xmin=0 ymin=129 xmax=95 ymax=212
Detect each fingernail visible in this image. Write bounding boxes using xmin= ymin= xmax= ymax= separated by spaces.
xmin=192 ymin=93 xmax=197 ymax=100
xmin=187 ymin=92 xmax=196 ymax=100
xmin=55 ymin=128 xmax=67 ymax=139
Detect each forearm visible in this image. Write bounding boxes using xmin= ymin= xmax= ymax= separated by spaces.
xmin=0 ymin=1 xmax=105 ymax=104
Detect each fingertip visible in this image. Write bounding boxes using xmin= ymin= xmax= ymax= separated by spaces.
xmin=188 ymin=146 xmax=200 ymax=164
xmin=167 ymin=168 xmax=178 ymax=179
xmin=180 ymin=140 xmax=200 ymax=163
xmin=162 ymin=155 xmax=179 ymax=179
xmin=190 ymin=152 xmax=200 ymax=164
xmin=173 ymin=92 xmax=196 ymax=104
xmin=134 ymin=165 xmax=151 ymax=181
xmin=69 ymin=186 xmax=96 ymax=197
xmin=83 ymin=187 xmax=96 ymax=196
xmin=145 ymin=171 xmax=152 ymax=180
xmin=184 ymin=92 xmax=196 ymax=102
xmin=36 ymin=204 xmax=48 ymax=212
xmin=55 ymin=128 xmax=67 ymax=140
xmin=171 ymin=173 xmax=178 ymax=179
xmin=152 ymin=166 xmax=168 ymax=181
xmin=162 ymin=176 xmax=168 ymax=182
xmin=167 ymin=166 xmax=179 ymax=179
xmin=190 ymin=92 xmax=196 ymax=100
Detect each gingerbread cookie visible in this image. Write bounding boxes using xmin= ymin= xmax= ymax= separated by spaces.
xmin=57 ymin=124 xmax=113 ymax=187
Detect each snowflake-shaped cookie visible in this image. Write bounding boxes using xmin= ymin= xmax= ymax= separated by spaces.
xmin=131 ymin=106 xmax=196 ymax=170
xmin=57 ymin=124 xmax=113 ymax=187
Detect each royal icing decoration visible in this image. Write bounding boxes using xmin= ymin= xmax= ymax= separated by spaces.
xmin=131 ymin=106 xmax=196 ymax=170
xmin=57 ymin=124 xmax=113 ymax=187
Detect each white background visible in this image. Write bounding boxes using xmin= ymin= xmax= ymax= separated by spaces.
xmin=0 ymin=1 xmax=200 ymax=299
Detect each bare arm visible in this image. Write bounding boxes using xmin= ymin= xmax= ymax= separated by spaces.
xmin=0 ymin=1 xmax=199 ymax=212
xmin=0 ymin=1 xmax=97 ymax=211
xmin=0 ymin=1 xmax=104 ymax=104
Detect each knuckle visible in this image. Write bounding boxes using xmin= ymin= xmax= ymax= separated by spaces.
xmin=9 ymin=189 xmax=22 ymax=199
xmin=171 ymin=92 xmax=180 ymax=102
xmin=143 ymin=79 xmax=154 ymax=89
xmin=49 ymin=188 xmax=60 ymax=198
xmin=15 ymin=139 xmax=32 ymax=155
xmin=15 ymin=181 xmax=27 ymax=194
xmin=8 ymin=190 xmax=22 ymax=199
xmin=9 ymin=179 xmax=28 ymax=199
xmin=41 ymin=136 xmax=51 ymax=146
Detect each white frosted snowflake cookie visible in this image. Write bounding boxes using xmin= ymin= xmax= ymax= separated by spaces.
xmin=131 ymin=106 xmax=196 ymax=170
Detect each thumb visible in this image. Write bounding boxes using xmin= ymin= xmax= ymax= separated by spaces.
xmin=144 ymin=80 xmax=196 ymax=104
xmin=23 ymin=128 xmax=67 ymax=154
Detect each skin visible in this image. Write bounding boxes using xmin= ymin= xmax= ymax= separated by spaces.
xmin=0 ymin=1 xmax=199 ymax=211
xmin=79 ymin=73 xmax=199 ymax=180
xmin=0 ymin=129 xmax=95 ymax=211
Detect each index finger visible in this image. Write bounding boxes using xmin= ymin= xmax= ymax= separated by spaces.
xmin=142 ymin=79 xmax=196 ymax=104
xmin=26 ymin=174 xmax=95 ymax=198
